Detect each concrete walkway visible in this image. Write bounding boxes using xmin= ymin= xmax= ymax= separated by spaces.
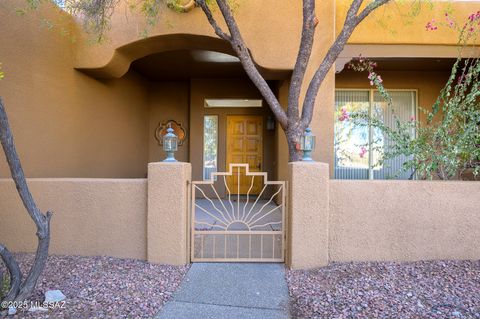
xmin=156 ymin=263 xmax=290 ymax=319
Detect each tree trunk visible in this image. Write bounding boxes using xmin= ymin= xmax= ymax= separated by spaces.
xmin=0 ymin=245 xmax=21 ymax=302
xmin=0 ymin=97 xmax=52 ymax=304
xmin=15 ymin=227 xmax=51 ymax=302
xmin=286 ymin=126 xmax=303 ymax=162
xmin=197 ymin=0 xmax=392 ymax=165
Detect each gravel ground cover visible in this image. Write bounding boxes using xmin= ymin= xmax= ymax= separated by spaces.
xmin=287 ymin=260 xmax=480 ymax=319
xmin=1 ymin=253 xmax=189 ymax=318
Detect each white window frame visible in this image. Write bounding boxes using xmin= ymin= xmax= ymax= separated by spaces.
xmin=335 ymin=88 xmax=418 ymax=180
xmin=204 ymin=99 xmax=263 ymax=108
xmin=202 ymin=115 xmax=219 ymax=181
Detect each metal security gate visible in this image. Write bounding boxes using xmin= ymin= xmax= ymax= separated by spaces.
xmin=191 ymin=164 xmax=286 ymax=262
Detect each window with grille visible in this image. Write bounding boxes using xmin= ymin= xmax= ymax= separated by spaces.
xmin=334 ymin=89 xmax=417 ymax=180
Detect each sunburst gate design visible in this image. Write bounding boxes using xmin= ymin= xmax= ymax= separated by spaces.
xmin=191 ymin=164 xmax=286 ymax=262
xmin=193 ymin=164 xmax=284 ymax=231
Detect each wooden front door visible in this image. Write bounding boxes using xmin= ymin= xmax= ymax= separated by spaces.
xmin=226 ymin=115 xmax=263 ymax=194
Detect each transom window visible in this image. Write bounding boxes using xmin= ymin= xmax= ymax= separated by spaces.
xmin=334 ymin=89 xmax=417 ymax=180
xmin=204 ymin=99 xmax=262 ymax=108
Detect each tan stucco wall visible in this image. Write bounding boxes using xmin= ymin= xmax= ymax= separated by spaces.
xmin=73 ymin=0 xmax=476 ymax=77
xmin=312 ymin=71 xmax=335 ymax=174
xmin=0 ymin=178 xmax=147 ymax=259
xmin=3 ymin=0 xmax=476 ymax=179
xmin=338 ymin=0 xmax=479 ymax=46
xmin=0 ymin=0 xmax=150 ymax=178
xmin=73 ymin=0 xmax=307 ymax=75
xmin=336 ymin=70 xmax=451 ymax=124
xmin=148 ymin=81 xmax=190 ymax=163
xmin=288 ymin=162 xmax=329 ymax=269
xmin=10 ymin=0 xmax=471 ymax=179
xmin=329 ymin=180 xmax=480 ymax=262
xmin=2 ymin=0 xmax=479 ymax=267
xmin=147 ymin=162 xmax=191 ymax=265
xmin=0 ymin=164 xmax=479 ymax=267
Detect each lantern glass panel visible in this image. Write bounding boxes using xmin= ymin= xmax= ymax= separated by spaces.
xmin=301 ymin=135 xmax=315 ymax=151
xmin=163 ymin=135 xmax=178 ymax=151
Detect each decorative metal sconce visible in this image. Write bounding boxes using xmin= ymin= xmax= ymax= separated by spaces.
xmin=266 ymin=116 xmax=276 ymax=131
xmin=300 ymin=127 xmax=316 ymax=162
xmin=162 ymin=125 xmax=178 ymax=162
xmin=155 ymin=120 xmax=186 ymax=146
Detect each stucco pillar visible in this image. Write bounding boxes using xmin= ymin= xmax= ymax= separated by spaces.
xmin=147 ymin=162 xmax=191 ymax=265
xmin=288 ymin=162 xmax=329 ymax=269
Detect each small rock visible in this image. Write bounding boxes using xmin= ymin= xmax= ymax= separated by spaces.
xmin=45 ymin=289 xmax=66 ymax=303
xmin=452 ymin=311 xmax=461 ymax=317
xmin=7 ymin=306 xmax=17 ymax=315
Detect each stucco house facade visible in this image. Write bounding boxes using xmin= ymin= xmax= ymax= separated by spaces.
xmin=1 ymin=0 xmax=477 ymax=181
xmin=0 ymin=0 xmax=479 ymax=269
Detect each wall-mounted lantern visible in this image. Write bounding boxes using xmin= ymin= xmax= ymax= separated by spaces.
xmin=162 ymin=126 xmax=178 ymax=162
xmin=300 ymin=127 xmax=316 ymax=162
xmin=266 ymin=116 xmax=276 ymax=131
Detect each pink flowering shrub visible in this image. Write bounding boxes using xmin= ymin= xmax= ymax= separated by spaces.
xmin=343 ymin=11 xmax=480 ymax=180
xmin=425 ymin=19 xmax=438 ymax=31
xmin=359 ymin=146 xmax=367 ymax=159
xmin=426 ymin=10 xmax=480 ymax=44
xmin=338 ymin=106 xmax=350 ymax=122
xmin=347 ymin=56 xmax=391 ymax=105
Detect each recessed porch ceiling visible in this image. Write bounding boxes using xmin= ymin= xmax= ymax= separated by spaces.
xmin=131 ymin=50 xmax=245 ymax=80
xmin=130 ymin=49 xmax=291 ymax=81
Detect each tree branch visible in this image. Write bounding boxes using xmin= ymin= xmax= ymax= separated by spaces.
xmin=287 ymin=0 xmax=317 ymax=127
xmin=300 ymin=0 xmax=391 ymax=128
xmin=194 ymin=0 xmax=231 ymax=41
xmin=197 ymin=0 xmax=288 ymax=128
xmin=16 ymin=212 xmax=51 ymax=302
xmin=357 ymin=0 xmax=391 ymax=22
xmin=0 ymin=97 xmax=52 ymax=301
xmin=0 ymin=244 xmax=22 ymax=303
